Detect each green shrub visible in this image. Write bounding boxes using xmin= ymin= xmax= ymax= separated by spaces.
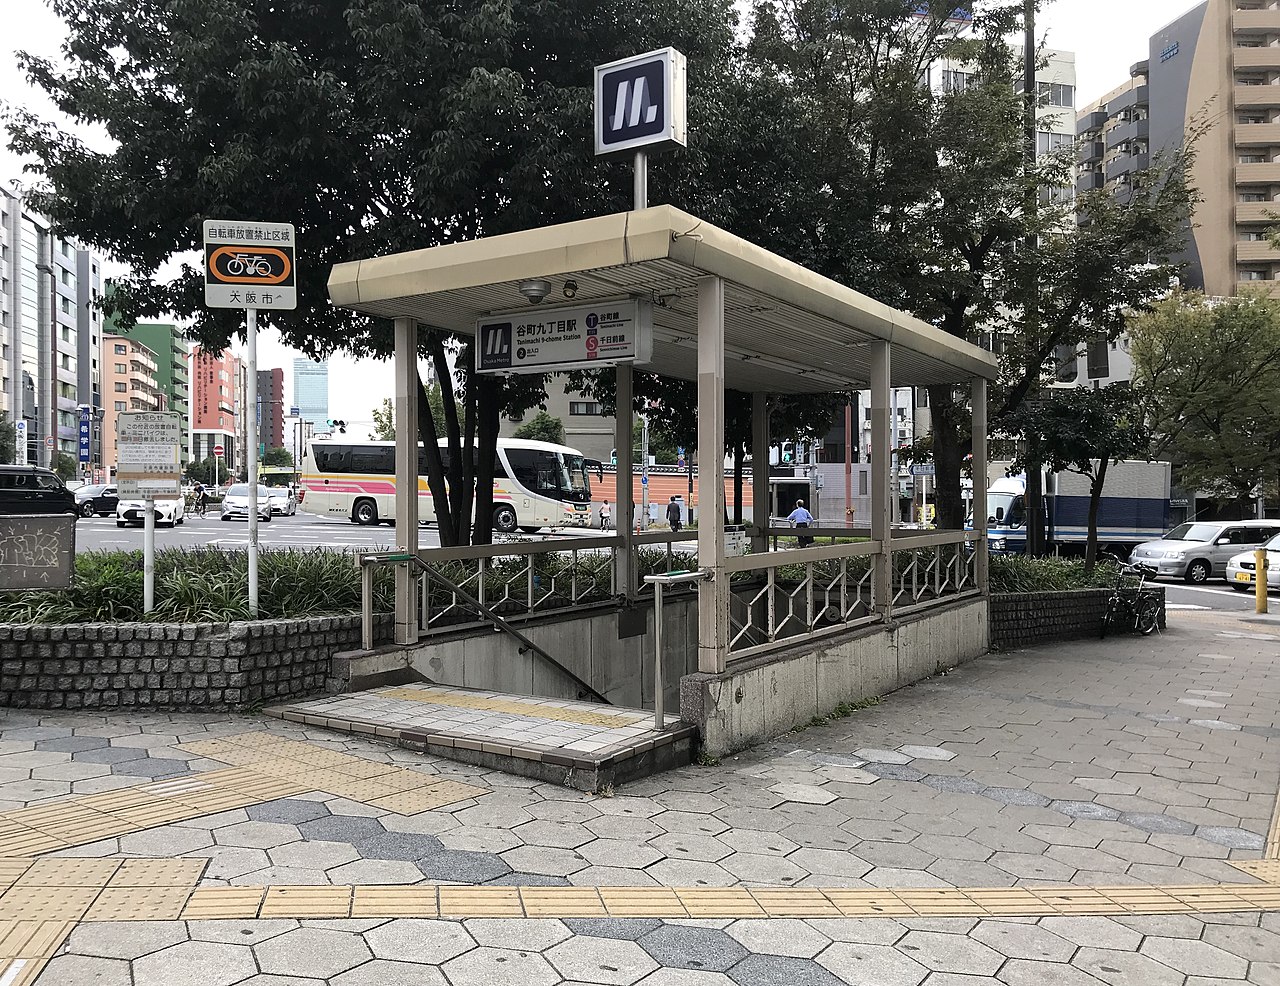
xmin=988 ymin=556 xmax=1125 ymax=594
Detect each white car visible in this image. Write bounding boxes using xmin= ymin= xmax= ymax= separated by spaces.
xmin=116 ymin=497 xmax=185 ymax=528
xmin=221 ymin=484 xmax=272 ymax=523
xmin=1226 ymin=534 xmax=1280 ymax=592
xmin=266 ymin=487 xmax=297 ymax=516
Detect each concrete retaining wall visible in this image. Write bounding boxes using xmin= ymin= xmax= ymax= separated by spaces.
xmin=988 ymin=587 xmax=1166 ymax=650
xmin=0 ymin=616 xmax=391 ymax=711
xmin=332 ymin=594 xmax=701 ymax=711
xmin=680 ymin=597 xmax=989 ymax=758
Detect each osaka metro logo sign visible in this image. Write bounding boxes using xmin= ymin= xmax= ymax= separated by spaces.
xmin=594 ymin=48 xmax=687 ymax=157
xmin=479 ymin=322 xmax=514 ymax=371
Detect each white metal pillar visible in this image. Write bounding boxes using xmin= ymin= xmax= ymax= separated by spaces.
xmin=615 ymin=364 xmax=635 ymax=598
xmin=394 ymin=317 xmax=420 ymax=644
xmin=972 ymin=377 xmax=989 ymax=593
xmin=751 ymin=392 xmax=770 ymax=554
xmin=871 ymin=341 xmax=892 ymax=617
xmin=697 ymin=276 xmax=729 ymax=673
xmin=246 ymin=307 xmax=259 ymax=616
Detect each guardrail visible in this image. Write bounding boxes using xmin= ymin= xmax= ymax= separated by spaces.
xmin=644 ymin=569 xmax=712 ymax=729
xmin=889 ymin=531 xmax=981 ymax=615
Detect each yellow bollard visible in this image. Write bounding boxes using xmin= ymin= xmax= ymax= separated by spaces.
xmin=1256 ymin=547 xmax=1269 ymax=615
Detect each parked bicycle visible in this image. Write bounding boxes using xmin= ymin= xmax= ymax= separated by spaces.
xmin=1101 ymin=558 xmax=1161 ymax=638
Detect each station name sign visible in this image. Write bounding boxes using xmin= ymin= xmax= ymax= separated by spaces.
xmin=476 ymin=299 xmax=653 ymax=375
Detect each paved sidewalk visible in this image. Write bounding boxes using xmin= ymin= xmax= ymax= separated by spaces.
xmin=0 ymin=609 xmax=1274 ymax=984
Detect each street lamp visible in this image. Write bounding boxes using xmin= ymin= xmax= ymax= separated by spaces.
xmin=35 ymin=253 xmax=58 ymax=470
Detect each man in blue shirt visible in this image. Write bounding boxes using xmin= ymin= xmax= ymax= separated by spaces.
xmin=788 ymin=499 xmax=814 ymax=547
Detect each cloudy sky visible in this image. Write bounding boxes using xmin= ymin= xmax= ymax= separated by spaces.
xmin=1 ymin=0 xmax=1183 ymax=425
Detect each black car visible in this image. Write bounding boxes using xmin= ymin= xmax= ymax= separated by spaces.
xmin=0 ymin=465 xmax=78 ymax=516
xmin=74 ymin=483 xmax=120 ymax=517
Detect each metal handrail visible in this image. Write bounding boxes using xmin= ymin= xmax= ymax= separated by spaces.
xmin=644 ymin=569 xmax=711 ymax=730
xmin=725 ymin=539 xmax=880 ymax=574
xmin=414 ymin=529 xmax=696 ymax=563
xmin=356 ymin=550 xmax=609 ymax=704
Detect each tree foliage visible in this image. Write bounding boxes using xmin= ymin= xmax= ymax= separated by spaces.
xmin=52 ymin=452 xmax=78 ymax=481
xmin=1131 ymin=291 xmax=1280 ymax=510
xmin=512 ymin=411 xmax=566 ymax=446
xmin=262 ymin=447 xmax=293 ymax=468
xmin=1007 ymin=385 xmax=1152 ymax=571
xmin=369 ymin=398 xmax=395 ymax=443
xmin=0 ymin=412 xmax=16 ymax=465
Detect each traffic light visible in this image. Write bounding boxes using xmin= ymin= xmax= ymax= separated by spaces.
xmin=326 ymin=419 xmax=348 ymax=434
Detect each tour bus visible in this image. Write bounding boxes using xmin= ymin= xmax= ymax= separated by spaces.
xmin=299 ymin=438 xmax=599 ymax=532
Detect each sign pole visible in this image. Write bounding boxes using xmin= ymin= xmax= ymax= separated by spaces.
xmin=143 ymin=495 xmax=155 ymax=613
xmin=247 ymin=307 xmax=260 ymax=617
xmin=634 ymin=151 xmax=648 ymax=211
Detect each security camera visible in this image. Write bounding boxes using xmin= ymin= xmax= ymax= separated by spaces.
xmin=563 ymin=279 xmax=578 ymax=299
xmin=519 ymin=279 xmax=553 ymax=304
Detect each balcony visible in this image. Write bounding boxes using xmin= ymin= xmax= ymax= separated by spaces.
xmin=1237 ymin=161 xmax=1280 ymax=182
xmin=1237 ymin=122 xmax=1280 ymax=144
xmin=1078 ymin=140 xmax=1105 ymax=164
xmin=1237 ymin=199 xmax=1280 ymax=221
xmin=1080 ymin=110 xmax=1108 ymax=133
xmin=1236 ymin=84 xmax=1280 ymax=107
xmin=1238 ymin=278 xmax=1280 ymax=297
xmin=1235 ymin=8 xmax=1280 ymax=31
xmin=1106 ymin=118 xmax=1150 ymax=150
xmin=1077 ymin=171 xmax=1106 ymax=193
xmin=1234 ymin=46 xmax=1280 ymax=68
xmin=1237 ymin=238 xmax=1280 ymax=260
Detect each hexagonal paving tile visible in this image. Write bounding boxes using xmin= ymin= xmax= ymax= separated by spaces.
xmin=354 ymin=831 xmax=443 ymax=861
xmin=725 ymin=919 xmax=832 ymax=959
xmin=442 ymin=946 xmax=560 ymax=986
xmin=215 ymin=821 xmax=303 ymax=850
xmin=499 ymin=845 xmax=590 ymax=876
xmin=63 ymin=921 xmax=188 ymax=960
xmin=564 ymin=919 xmax=663 ymax=941
xmin=513 ymin=819 xmax=595 ymax=848
xmin=119 ymin=826 xmax=213 ymax=856
xmin=298 ymin=815 xmax=386 ymax=843
xmin=546 ymin=935 xmax=659 ymax=985
xmin=637 ymin=925 xmax=748 ymax=972
xmin=732 ymin=952 xmax=850 ymax=986
xmin=268 ymin=840 xmax=359 ymax=871
xmin=28 ymin=954 xmax=132 ymax=985
xmin=649 ymin=833 xmax=733 ymax=862
xmin=248 ymin=799 xmax=333 ymax=825
xmin=416 ymin=849 xmax=512 ymax=883
xmin=817 ymin=941 xmax=929 ymax=986
xmin=970 ymin=921 xmax=1077 ymax=963
xmin=365 ymin=919 xmax=476 ymax=964
xmin=330 ymin=959 xmax=448 ymax=985
xmin=896 ymin=930 xmax=1003 ymax=975
xmin=113 ymin=757 xmax=190 ymax=778
xmin=1137 ymin=937 xmax=1249 ymax=979
xmin=134 ymin=940 xmax=259 ymax=986
xmin=255 ymin=928 xmax=373 ymax=979
xmin=1072 ymin=946 xmax=1186 ymax=986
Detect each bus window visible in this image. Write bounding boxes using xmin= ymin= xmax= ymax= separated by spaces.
xmin=314 ymin=445 xmax=352 ymax=473
xmin=352 ymin=447 xmax=394 ymax=475
xmin=563 ymin=454 xmax=591 ymax=502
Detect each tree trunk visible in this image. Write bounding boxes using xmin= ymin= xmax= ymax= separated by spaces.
xmin=472 ymin=374 xmax=499 ymax=545
xmin=1084 ymin=458 xmax=1108 ymax=575
xmin=1025 ymin=440 xmax=1044 ymax=556
xmin=416 ymin=372 xmax=456 ymax=546
xmin=429 ymin=335 xmax=467 ymax=543
xmin=929 ymin=384 xmax=966 ymax=531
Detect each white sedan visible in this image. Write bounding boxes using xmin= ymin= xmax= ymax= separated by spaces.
xmin=116 ymin=497 xmax=185 ymax=528
xmin=266 ymin=487 xmax=297 ymax=516
xmin=1226 ymin=539 xmax=1280 ymax=592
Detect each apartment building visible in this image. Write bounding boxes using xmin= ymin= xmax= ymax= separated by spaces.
xmin=256 ymin=367 xmax=285 ymax=451
xmin=1080 ymin=0 xmax=1280 ymax=303
xmin=105 ymin=320 xmax=192 ymax=467
xmin=101 ymin=334 xmax=161 ymax=473
xmin=0 ymin=185 xmax=106 ymax=467
xmin=190 ymin=346 xmax=241 ymax=473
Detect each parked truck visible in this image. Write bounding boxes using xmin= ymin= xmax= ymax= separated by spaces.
xmin=985 ymin=461 xmax=1174 ymax=557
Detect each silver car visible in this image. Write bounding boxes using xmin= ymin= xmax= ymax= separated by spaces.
xmin=220 ymin=484 xmax=273 ymax=523
xmin=1130 ymin=520 xmax=1280 ymax=584
xmin=1226 ymin=533 xmax=1280 ymax=592
xmin=266 ymin=487 xmax=297 ymax=516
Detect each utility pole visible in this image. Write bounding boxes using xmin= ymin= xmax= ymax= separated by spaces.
xmin=1022 ymin=0 xmax=1046 ymax=556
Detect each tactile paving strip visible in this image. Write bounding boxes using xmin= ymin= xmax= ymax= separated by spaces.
xmin=376 ymin=686 xmax=639 ymax=727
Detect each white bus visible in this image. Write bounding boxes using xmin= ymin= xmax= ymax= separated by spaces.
xmin=299 ymin=438 xmax=599 ymax=532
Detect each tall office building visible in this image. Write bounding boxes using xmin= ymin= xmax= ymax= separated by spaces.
xmin=190 ymin=346 xmax=241 ymax=475
xmin=0 ymin=185 xmax=106 ymax=468
xmin=292 ymin=358 xmax=328 ymax=430
xmin=1080 ymin=0 xmax=1280 ymax=303
xmin=256 ymin=368 xmax=285 ymax=451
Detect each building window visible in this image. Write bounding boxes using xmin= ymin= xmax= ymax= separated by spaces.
xmin=114 ymin=382 xmax=127 ymax=393
xmin=1241 ymin=154 xmax=1267 ymax=163
xmin=1241 ymin=192 xmax=1269 ymax=202
xmin=1240 ymin=114 xmax=1267 ymax=124
xmin=114 ymin=363 xmax=126 ymax=373
xmin=568 ymin=401 xmax=603 ymax=416
xmin=941 ymin=69 xmax=973 ymax=93
xmin=114 ymin=343 xmax=127 ymax=355
xmin=114 ymin=401 xmax=126 ymax=411
xmin=1038 ymin=81 xmax=1075 ymax=107
xmin=1240 ymin=270 xmax=1266 ymax=280
xmin=1242 ymin=231 xmax=1268 ymax=241
xmin=1037 ymin=131 xmax=1073 ymax=156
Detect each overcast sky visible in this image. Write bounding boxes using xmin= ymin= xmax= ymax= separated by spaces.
xmin=0 ymin=0 xmax=1183 ymax=424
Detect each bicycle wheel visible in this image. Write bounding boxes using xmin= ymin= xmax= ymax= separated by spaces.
xmin=1135 ymin=596 xmax=1160 ymax=636
xmin=1100 ymin=600 xmax=1117 ymax=639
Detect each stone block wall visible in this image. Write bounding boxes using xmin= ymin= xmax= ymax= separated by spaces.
xmin=0 ymin=615 xmax=392 ymax=711
xmin=988 ymin=588 xmax=1166 ymax=650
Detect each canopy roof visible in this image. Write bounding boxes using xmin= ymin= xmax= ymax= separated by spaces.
xmin=328 ymin=205 xmax=998 ymax=393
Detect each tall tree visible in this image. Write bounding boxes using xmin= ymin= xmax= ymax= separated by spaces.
xmin=368 ymin=398 xmax=395 ymax=442
xmin=262 ymin=447 xmax=294 ymax=468
xmin=8 ymin=0 xmax=740 ymax=543
xmin=1007 ymin=385 xmax=1152 ymax=572
xmin=1130 ymin=290 xmax=1280 ymax=514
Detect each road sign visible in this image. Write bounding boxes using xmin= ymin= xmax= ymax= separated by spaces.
xmin=476 ymin=300 xmax=653 ymax=375
xmin=0 ymin=514 xmax=75 ymax=590
xmin=116 ymin=411 xmax=182 ymax=498
xmin=44 ymin=436 xmax=55 ymax=450
xmin=641 ymin=475 xmax=648 ymax=487
xmin=203 ymin=220 xmax=297 ymax=310
xmin=595 ymin=48 xmax=687 ymax=157
xmin=213 ymin=444 xmax=225 ymax=458
xmin=78 ymin=406 xmax=92 ymax=464
xmin=14 ymin=420 xmax=26 ymax=466
xmin=910 ymin=463 xmax=936 ymax=477
xmin=289 ymin=406 xmax=300 ymax=417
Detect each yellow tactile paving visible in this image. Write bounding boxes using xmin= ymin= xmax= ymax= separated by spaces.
xmin=259 ymin=885 xmax=352 ymax=919
xmin=379 ymin=686 xmax=639 ymax=728
xmin=1233 ymin=859 xmax=1280 ymax=882
xmin=179 ymin=887 xmax=266 ymax=921
xmin=439 ymin=886 xmax=524 ymax=917
xmin=352 ymin=886 xmax=439 ymax=918
xmin=12 ymin=858 xmax=119 ymax=888
xmin=1267 ymin=792 xmax=1280 ymax=860
xmin=520 ymin=886 xmax=607 ymax=917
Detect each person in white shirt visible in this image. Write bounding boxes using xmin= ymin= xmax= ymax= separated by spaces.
xmin=787 ymin=500 xmax=814 ymax=547
xmin=600 ymin=500 xmax=611 ymax=530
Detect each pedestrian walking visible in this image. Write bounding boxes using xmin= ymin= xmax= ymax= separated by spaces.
xmin=666 ymin=495 xmax=683 ymax=533
xmin=600 ymin=500 xmax=612 ymax=530
xmin=788 ymin=499 xmax=814 ymax=547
